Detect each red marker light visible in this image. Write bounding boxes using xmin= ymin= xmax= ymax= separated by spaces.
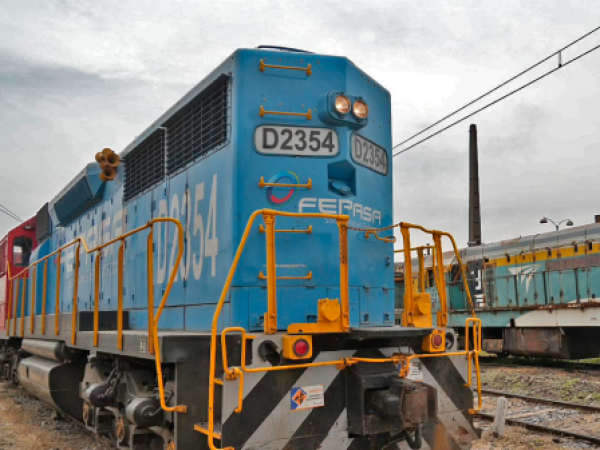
xmin=294 ymin=339 xmax=310 ymax=357
xmin=432 ymin=334 xmax=443 ymax=348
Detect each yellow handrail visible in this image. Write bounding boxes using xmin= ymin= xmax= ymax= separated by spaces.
xmin=258 ymin=271 xmax=312 ymax=280
xmin=204 ymin=210 xmax=350 ymax=450
xmin=258 ymin=224 xmax=312 ymax=234
xmin=30 ymin=266 xmax=36 ymax=334
xmin=259 ymin=105 xmax=312 ymax=120
xmin=6 ymin=262 xmax=12 ymax=336
xmin=41 ymin=261 xmax=48 ymax=335
xmin=365 ymin=230 xmax=397 ymax=243
xmin=259 ymin=59 xmax=312 ymax=76
xmin=258 ymin=176 xmax=312 ymax=189
xmin=4 ymin=217 xmax=186 ymax=415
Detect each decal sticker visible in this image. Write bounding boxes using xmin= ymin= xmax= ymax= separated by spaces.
xmin=265 ymin=171 xmax=300 ymax=206
xmin=406 ymin=361 xmax=423 ymax=382
xmin=290 ymin=384 xmax=324 ymax=411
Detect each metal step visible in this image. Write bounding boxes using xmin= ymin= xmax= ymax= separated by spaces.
xmin=194 ymin=422 xmax=222 ymax=440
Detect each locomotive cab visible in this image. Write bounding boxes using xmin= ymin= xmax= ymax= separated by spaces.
xmin=0 ymin=217 xmax=36 ymax=333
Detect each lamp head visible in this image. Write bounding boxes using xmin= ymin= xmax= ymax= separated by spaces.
xmin=540 ymin=217 xmax=548 ymax=224
xmin=567 ymin=220 xmax=574 ymax=227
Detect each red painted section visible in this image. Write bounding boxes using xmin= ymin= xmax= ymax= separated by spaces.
xmin=0 ymin=217 xmax=37 ymax=332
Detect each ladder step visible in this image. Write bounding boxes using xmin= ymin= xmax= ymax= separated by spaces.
xmin=194 ymin=422 xmax=222 ymax=440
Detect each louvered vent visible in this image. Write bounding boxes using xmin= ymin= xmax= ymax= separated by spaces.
xmin=166 ymin=75 xmax=230 ymax=174
xmin=124 ymin=131 xmax=165 ymax=202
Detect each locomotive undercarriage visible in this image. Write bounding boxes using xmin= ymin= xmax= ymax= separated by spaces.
xmin=0 ymin=338 xmax=176 ymax=450
xmin=0 ymin=326 xmax=478 ymax=450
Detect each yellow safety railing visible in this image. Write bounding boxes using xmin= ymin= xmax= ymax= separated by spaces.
xmin=198 ymin=213 xmax=482 ymax=450
xmin=4 ymin=217 xmax=186 ymax=415
xmin=399 ymin=223 xmax=475 ymax=328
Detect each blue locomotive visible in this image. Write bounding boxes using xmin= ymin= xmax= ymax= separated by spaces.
xmin=0 ymin=47 xmax=480 ymax=450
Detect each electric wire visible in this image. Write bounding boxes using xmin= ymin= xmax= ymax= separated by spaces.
xmin=393 ymin=41 xmax=600 ymax=157
xmin=0 ymin=204 xmax=23 ymax=222
xmin=0 ymin=203 xmax=23 ymax=223
xmin=0 ymin=202 xmax=23 ymax=221
xmin=394 ymin=25 xmax=600 ymax=149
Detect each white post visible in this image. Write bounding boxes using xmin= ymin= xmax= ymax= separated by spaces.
xmin=493 ymin=397 xmax=507 ymax=438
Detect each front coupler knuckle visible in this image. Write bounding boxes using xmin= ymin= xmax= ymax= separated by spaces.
xmin=347 ymin=363 xmax=437 ymax=436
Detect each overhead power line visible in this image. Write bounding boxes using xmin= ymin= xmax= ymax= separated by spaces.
xmin=0 ymin=203 xmax=23 ymax=223
xmin=393 ymin=25 xmax=600 ymax=157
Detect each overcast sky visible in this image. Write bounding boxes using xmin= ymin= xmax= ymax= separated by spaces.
xmin=1 ymin=0 xmax=599 ymax=250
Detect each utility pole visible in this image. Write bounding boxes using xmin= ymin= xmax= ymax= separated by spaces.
xmin=468 ymin=124 xmax=482 ymax=247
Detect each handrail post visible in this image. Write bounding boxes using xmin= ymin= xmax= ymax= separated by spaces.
xmin=30 ymin=266 xmax=37 ymax=334
xmin=72 ymin=242 xmax=80 ymax=345
xmin=93 ymin=251 xmax=101 ymax=347
xmin=263 ymin=212 xmax=277 ymax=334
xmin=7 ymin=278 xmax=12 ymax=336
xmin=12 ymin=278 xmax=19 ymax=336
xmin=20 ymin=274 xmax=26 ymax=337
xmin=147 ymin=229 xmax=155 ymax=355
xmin=55 ymin=252 xmax=61 ymax=335
xmin=42 ymin=261 xmax=48 ymax=335
xmin=417 ymin=247 xmax=425 ymax=292
xmin=337 ymin=218 xmax=350 ymax=331
xmin=401 ymin=226 xmax=414 ymax=327
xmin=118 ymin=239 xmax=124 ymax=350
xmin=432 ymin=233 xmax=448 ymax=327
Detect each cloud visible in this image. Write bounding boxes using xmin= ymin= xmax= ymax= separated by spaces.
xmin=1 ymin=0 xmax=600 ymax=247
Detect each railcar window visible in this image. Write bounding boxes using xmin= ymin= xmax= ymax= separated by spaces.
xmin=12 ymin=237 xmax=33 ymax=267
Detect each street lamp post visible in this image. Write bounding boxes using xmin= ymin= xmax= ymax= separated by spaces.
xmin=540 ymin=216 xmax=574 ymax=231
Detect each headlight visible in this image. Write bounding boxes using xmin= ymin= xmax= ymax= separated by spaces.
xmin=353 ymin=100 xmax=369 ymax=119
xmin=334 ymin=95 xmax=351 ymax=115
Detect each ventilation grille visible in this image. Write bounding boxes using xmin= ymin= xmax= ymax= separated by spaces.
xmin=124 ymin=131 xmax=165 ymax=202
xmin=166 ymin=75 xmax=230 ymax=174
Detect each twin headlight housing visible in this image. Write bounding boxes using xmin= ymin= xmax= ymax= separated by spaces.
xmin=333 ymin=94 xmax=369 ymax=119
xmin=318 ymin=91 xmax=369 ymax=127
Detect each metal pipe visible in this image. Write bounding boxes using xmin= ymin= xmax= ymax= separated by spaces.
xmin=71 ymin=243 xmax=80 ymax=345
xmin=30 ymin=266 xmax=36 ymax=333
xmin=42 ymin=261 xmax=48 ymax=335
xmin=55 ymin=252 xmax=61 ymax=335
xmin=263 ymin=213 xmax=277 ymax=335
xmin=147 ymin=229 xmax=155 ymax=355
xmin=118 ymin=240 xmax=124 ymax=350
xmin=93 ymin=252 xmax=101 ymax=347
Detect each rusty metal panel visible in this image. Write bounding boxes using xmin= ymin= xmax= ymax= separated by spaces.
xmin=482 ymin=339 xmax=503 ymax=353
xmin=547 ymin=254 xmax=600 ymax=272
xmin=503 ymin=328 xmax=570 ymax=358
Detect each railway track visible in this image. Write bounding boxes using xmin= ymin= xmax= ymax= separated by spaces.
xmin=476 ymin=388 xmax=600 ymax=446
xmin=479 ymin=356 xmax=600 ymax=373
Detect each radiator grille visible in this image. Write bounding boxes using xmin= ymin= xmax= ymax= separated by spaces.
xmin=166 ymin=75 xmax=230 ymax=174
xmin=123 ymin=131 xmax=165 ymax=202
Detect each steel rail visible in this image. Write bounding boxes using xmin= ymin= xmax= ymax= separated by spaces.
xmin=477 ymin=388 xmax=600 ymax=446
xmin=476 ymin=412 xmax=600 ymax=446
xmin=479 ymin=356 xmax=600 ymax=372
xmin=481 ymin=388 xmax=600 ymax=413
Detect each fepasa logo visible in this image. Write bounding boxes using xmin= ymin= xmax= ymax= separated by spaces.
xmin=265 ymin=171 xmax=300 ymax=206
xmin=299 ymin=198 xmax=382 ymax=224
